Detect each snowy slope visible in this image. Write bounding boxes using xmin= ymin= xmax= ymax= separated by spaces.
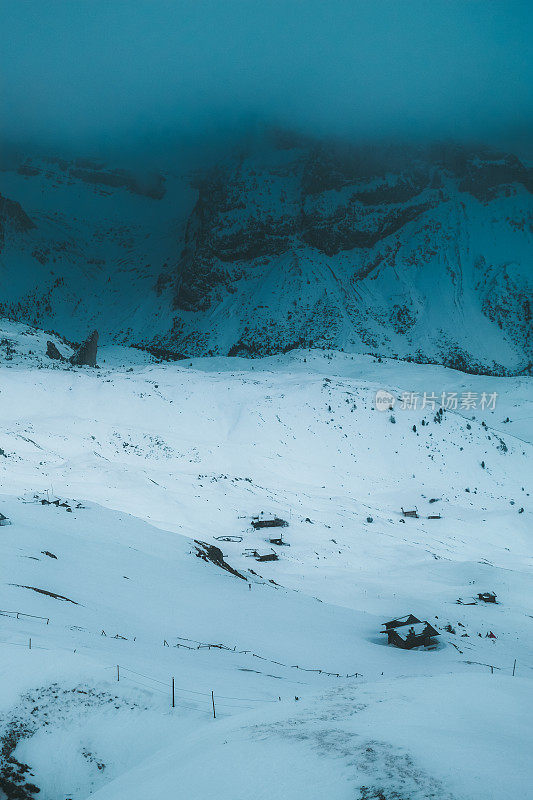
xmin=86 ymin=674 xmax=532 ymax=800
xmin=1 ymin=323 xmax=532 ymax=798
xmin=1 ymin=137 xmax=531 ymax=373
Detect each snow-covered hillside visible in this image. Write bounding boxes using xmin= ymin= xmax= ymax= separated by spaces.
xmin=1 ymin=320 xmax=532 ymax=799
xmin=1 ymin=136 xmax=531 ymax=373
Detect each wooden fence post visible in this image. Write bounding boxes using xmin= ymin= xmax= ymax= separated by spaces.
xmin=211 ymin=690 xmax=216 ymax=719
xmin=29 ymin=638 xmax=31 ymax=649
xmin=117 ymin=665 xmax=120 ymax=682
xmin=513 ymin=659 xmax=517 ymax=676
xmin=172 ymin=677 xmax=175 ymax=708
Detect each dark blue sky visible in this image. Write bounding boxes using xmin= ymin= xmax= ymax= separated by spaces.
xmin=2 ymin=0 xmax=532 ymax=159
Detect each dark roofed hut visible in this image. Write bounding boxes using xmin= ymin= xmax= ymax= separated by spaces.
xmin=269 ymin=535 xmax=289 ymax=546
xmin=401 ymin=507 xmax=419 ymax=518
xmin=256 ymin=552 xmax=279 ymax=562
xmin=478 ymin=592 xmax=497 ymax=603
xmin=251 ymin=518 xmax=288 ymax=530
xmin=382 ymin=614 xmax=421 ymax=630
xmin=0 ymin=512 xmax=10 ymax=526
xmin=381 ymin=616 xmax=440 ymax=650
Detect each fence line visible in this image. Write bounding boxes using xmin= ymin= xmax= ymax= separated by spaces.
xmin=462 ymin=658 xmax=532 ymax=675
xmin=105 ymin=629 xmax=362 ymax=679
xmin=118 ymin=666 xmax=168 ymax=686
xmin=0 ymin=609 xmax=49 ymax=624
xmin=101 ymin=660 xmax=277 ymax=713
xmin=3 ymin=627 xmax=528 ymax=718
xmin=1 ymin=609 xmax=360 ymax=680
xmin=172 ymin=635 xmax=359 ymax=678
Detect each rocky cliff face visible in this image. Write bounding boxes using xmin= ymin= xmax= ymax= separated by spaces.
xmin=169 ymin=139 xmax=531 ymax=372
xmin=0 ymin=137 xmax=531 ymax=374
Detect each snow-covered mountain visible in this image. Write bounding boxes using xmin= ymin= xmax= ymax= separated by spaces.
xmin=1 ymin=319 xmax=532 ymax=798
xmin=1 ymin=135 xmax=531 ymax=374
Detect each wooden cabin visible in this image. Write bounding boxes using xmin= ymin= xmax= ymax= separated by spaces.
xmin=252 ymin=518 xmax=288 ymax=530
xmin=401 ymin=507 xmax=419 ymax=518
xmin=381 ymin=615 xmax=439 ymax=649
xmin=0 ymin=512 xmax=10 ymax=526
xmin=478 ymin=592 xmax=497 ymax=603
xmin=214 ymin=535 xmax=243 ymax=543
xmin=269 ymin=535 xmax=289 ymax=546
xmin=256 ymin=553 xmax=279 ymax=562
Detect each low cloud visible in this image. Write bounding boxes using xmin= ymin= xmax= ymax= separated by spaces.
xmin=2 ymin=0 xmax=532 ymax=164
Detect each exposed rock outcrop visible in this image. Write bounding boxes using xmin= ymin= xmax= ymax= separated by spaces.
xmin=69 ymin=331 xmax=98 ymax=367
xmin=0 ymin=194 xmax=35 ymax=252
xmin=194 ymin=540 xmax=247 ymax=580
xmin=0 ymin=195 xmax=35 ymax=232
xmin=46 ymin=341 xmax=66 ymax=361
